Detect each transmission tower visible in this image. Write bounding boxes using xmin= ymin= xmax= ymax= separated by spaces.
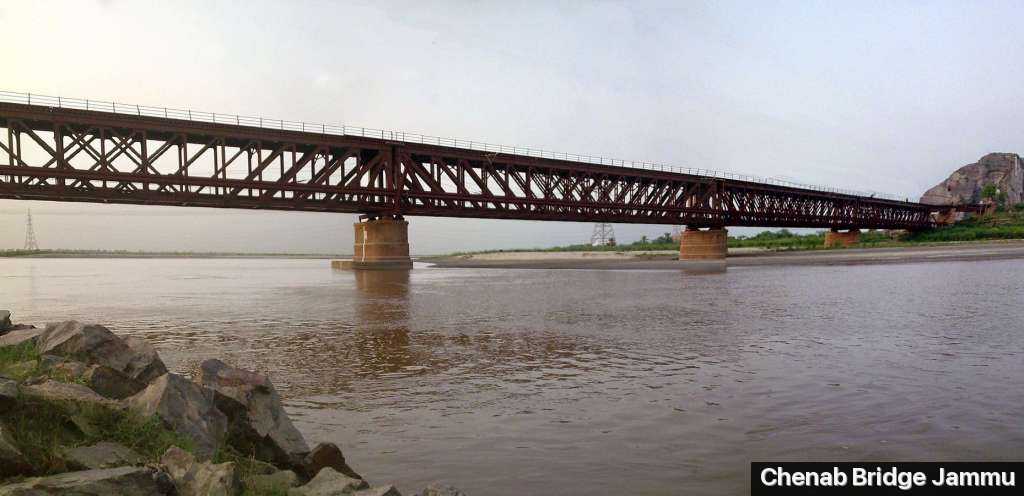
xmin=23 ymin=209 xmax=39 ymax=251
xmin=590 ymin=222 xmax=616 ymax=246
xmin=671 ymin=225 xmax=682 ymax=242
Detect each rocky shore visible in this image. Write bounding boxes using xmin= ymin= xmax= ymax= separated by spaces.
xmin=0 ymin=312 xmax=464 ymax=496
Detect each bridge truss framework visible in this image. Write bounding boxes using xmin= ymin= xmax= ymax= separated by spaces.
xmin=0 ymin=102 xmax=947 ymax=230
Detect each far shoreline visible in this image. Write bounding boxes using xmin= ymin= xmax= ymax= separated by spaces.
xmin=421 ymin=239 xmax=1024 ymax=270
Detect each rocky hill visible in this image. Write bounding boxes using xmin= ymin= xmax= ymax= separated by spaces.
xmin=921 ymin=152 xmax=1023 ymax=205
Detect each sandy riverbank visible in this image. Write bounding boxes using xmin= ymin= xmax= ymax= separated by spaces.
xmin=423 ymin=240 xmax=1024 ymax=270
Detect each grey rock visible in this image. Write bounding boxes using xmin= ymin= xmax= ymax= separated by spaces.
xmin=126 ymin=373 xmax=227 ymax=460
xmin=64 ymin=441 xmax=145 ymax=470
xmin=0 ymin=377 xmax=17 ymax=412
xmin=160 ymin=446 xmax=242 ymax=496
xmin=82 ymin=364 xmax=146 ymax=400
xmin=199 ymin=359 xmax=310 ymax=467
xmin=298 ymin=442 xmax=362 ymax=481
xmin=22 ymin=381 xmax=123 ymax=438
xmin=37 ymin=321 xmax=167 ymax=387
xmin=921 ymin=152 xmax=1024 ymax=205
xmin=123 ymin=336 xmax=168 ymax=384
xmin=248 ymin=469 xmax=301 ymax=493
xmin=0 ymin=466 xmax=170 ymax=495
xmin=45 ymin=359 xmax=89 ymax=383
xmin=0 ymin=328 xmax=44 ymax=348
xmin=39 ymin=354 xmax=77 ymax=372
xmin=0 ymin=421 xmax=31 ymax=478
xmin=288 ymin=467 xmax=368 ymax=496
xmin=356 ymin=486 xmax=403 ymax=496
xmin=0 ymin=311 xmax=10 ymax=333
xmin=39 ymin=357 xmax=143 ymax=400
xmin=22 ymin=380 xmax=120 ymax=408
xmin=416 ymin=483 xmax=467 ymax=496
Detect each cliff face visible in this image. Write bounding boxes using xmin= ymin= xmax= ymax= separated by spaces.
xmin=920 ymin=153 xmax=1023 ymax=205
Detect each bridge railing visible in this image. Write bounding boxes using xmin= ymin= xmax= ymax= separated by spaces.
xmin=0 ymin=90 xmax=906 ymax=201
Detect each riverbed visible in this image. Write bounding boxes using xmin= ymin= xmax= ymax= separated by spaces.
xmin=2 ymin=257 xmax=1022 ymax=495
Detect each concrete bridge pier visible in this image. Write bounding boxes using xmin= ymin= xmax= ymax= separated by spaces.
xmin=823 ymin=228 xmax=861 ymax=248
xmin=678 ymin=226 xmax=728 ymax=260
xmin=331 ymin=215 xmax=413 ymax=270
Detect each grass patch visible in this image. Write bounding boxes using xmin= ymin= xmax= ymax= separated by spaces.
xmin=214 ymin=445 xmax=290 ymax=496
xmin=0 ymin=394 xmax=193 ymax=480
xmin=0 ymin=341 xmax=42 ymax=381
xmin=74 ymin=403 xmax=194 ymax=460
xmin=0 ymin=343 xmax=90 ymax=385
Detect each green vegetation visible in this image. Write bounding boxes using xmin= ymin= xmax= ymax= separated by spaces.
xmin=1 ymin=341 xmax=193 ymax=481
xmin=980 ymin=183 xmax=1008 ymax=208
xmin=0 ymin=341 xmax=43 ymax=381
xmin=447 ymin=232 xmax=680 ymax=256
xmin=727 ymin=229 xmax=824 ymax=250
xmin=1 ymin=393 xmax=192 ymax=479
xmin=443 ymin=210 xmax=1024 ymax=256
xmin=214 ymin=446 xmax=289 ymax=496
xmin=905 ymin=208 xmax=1024 ymax=243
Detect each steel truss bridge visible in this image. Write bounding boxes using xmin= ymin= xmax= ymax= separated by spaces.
xmin=0 ymin=94 xmax=966 ymax=230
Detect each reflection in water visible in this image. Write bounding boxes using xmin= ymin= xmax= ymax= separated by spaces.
xmin=678 ymin=260 xmax=727 ymax=275
xmin=2 ymin=258 xmax=1023 ymax=495
xmin=353 ymin=270 xmax=414 ymax=376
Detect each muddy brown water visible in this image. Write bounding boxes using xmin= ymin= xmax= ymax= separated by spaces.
xmin=2 ymin=258 xmax=1022 ymax=495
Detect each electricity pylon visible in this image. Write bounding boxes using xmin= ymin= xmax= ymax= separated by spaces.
xmin=23 ymin=209 xmax=39 ymax=251
xmin=590 ymin=222 xmax=616 ymax=246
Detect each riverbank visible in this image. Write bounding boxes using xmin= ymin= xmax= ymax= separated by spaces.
xmin=0 ymin=313 xmax=463 ymax=496
xmin=424 ymin=239 xmax=1024 ymax=269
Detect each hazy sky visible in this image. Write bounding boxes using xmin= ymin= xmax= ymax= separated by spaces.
xmin=1 ymin=0 xmax=1021 ymax=254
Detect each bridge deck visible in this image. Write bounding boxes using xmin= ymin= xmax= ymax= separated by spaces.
xmin=0 ymin=100 xmax=950 ymax=229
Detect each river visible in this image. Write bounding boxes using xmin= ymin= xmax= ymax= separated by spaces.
xmin=2 ymin=258 xmax=1022 ymax=495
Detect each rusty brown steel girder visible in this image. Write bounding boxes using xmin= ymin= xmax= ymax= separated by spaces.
xmin=0 ymin=102 xmax=943 ymax=229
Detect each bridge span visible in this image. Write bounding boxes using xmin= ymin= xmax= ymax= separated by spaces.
xmin=0 ymin=92 xmax=977 ymax=266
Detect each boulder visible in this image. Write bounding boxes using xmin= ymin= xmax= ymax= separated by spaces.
xmin=288 ymin=467 xmax=368 ymax=496
xmin=298 ymin=442 xmax=362 ymax=481
xmin=0 ymin=421 xmax=31 ymax=478
xmin=0 ymin=466 xmax=171 ymax=495
xmin=921 ymin=152 xmax=1024 ymax=205
xmin=0 ymin=377 xmax=16 ymax=411
xmin=248 ymin=469 xmax=301 ymax=493
xmin=0 ymin=328 xmax=43 ymax=348
xmin=126 ymin=373 xmax=227 ymax=459
xmin=39 ymin=354 xmax=83 ymax=374
xmin=122 ymin=336 xmax=167 ymax=384
xmin=0 ymin=311 xmax=10 ymax=333
xmin=199 ymin=359 xmax=310 ymax=467
xmin=160 ymin=446 xmax=242 ymax=496
xmin=416 ymin=484 xmax=468 ymax=496
xmin=36 ymin=321 xmax=167 ymax=385
xmin=22 ymin=380 xmax=120 ymax=409
xmin=39 ymin=357 xmax=143 ymax=400
xmin=81 ymin=365 xmax=146 ymax=400
xmin=64 ymin=441 xmax=145 ymax=470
